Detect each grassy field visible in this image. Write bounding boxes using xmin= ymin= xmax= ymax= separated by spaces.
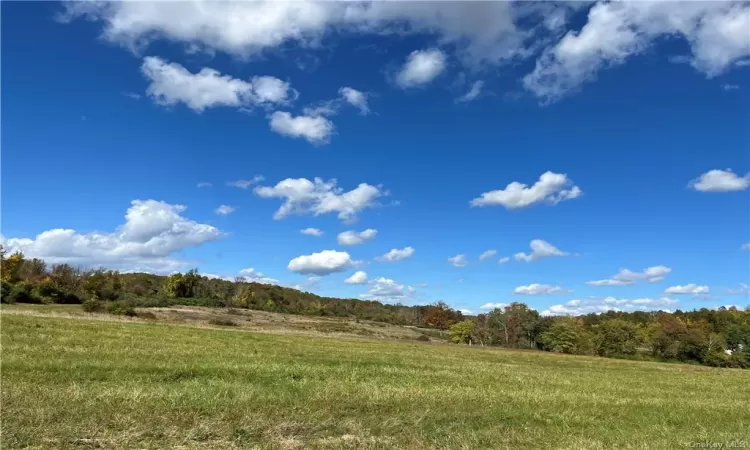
xmin=2 ymin=313 xmax=749 ymax=449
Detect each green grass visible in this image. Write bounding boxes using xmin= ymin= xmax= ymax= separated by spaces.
xmin=2 ymin=314 xmax=749 ymax=449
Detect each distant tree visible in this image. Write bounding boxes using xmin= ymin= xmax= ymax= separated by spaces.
xmin=488 ymin=303 xmax=540 ymax=348
xmin=1 ymin=251 xmax=25 ymax=283
xmin=449 ymin=320 xmax=475 ymax=344
xmin=593 ymin=319 xmax=642 ymax=357
xmin=83 ymin=270 xmax=122 ymax=301
xmin=424 ymin=301 xmax=460 ymax=330
xmin=648 ymin=315 xmax=688 ymax=360
xmin=539 ymin=317 xmax=593 ymax=355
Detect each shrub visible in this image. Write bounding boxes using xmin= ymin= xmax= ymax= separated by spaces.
xmin=106 ymin=301 xmax=136 ymax=316
xmin=415 ymin=335 xmax=430 ymax=342
xmin=208 ymin=317 xmax=237 ymax=327
xmin=82 ymin=298 xmax=104 ymax=313
xmin=55 ymin=291 xmax=83 ymax=304
xmin=1 ymin=281 xmax=15 ymax=303
xmin=8 ymin=282 xmax=41 ymax=304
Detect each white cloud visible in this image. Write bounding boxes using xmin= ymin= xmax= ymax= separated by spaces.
xmin=360 ymin=277 xmax=416 ymax=302
xmin=227 ymin=176 xmax=264 ymax=189
xmin=396 ymin=49 xmax=446 ymax=88
xmin=287 ymin=250 xmax=356 ymax=275
xmin=196 ymin=182 xmax=212 ymax=188
xmin=4 ymin=200 xmax=223 ymax=273
xmin=337 ymin=229 xmax=377 ymax=246
xmin=587 ymin=266 xmax=672 ymax=286
xmin=665 ymin=284 xmax=710 ymax=295
xmin=62 ymin=2 xmax=533 ymax=65
xmin=471 ymin=171 xmax=582 ymax=209
xmin=214 ymin=205 xmax=236 ymax=216
xmin=542 ymin=296 xmax=679 ymax=316
xmin=498 ymin=256 xmax=510 ymax=264
xmin=238 ymin=267 xmax=279 ymax=285
xmin=339 ymin=87 xmax=370 ymax=115
xmin=480 ymin=302 xmax=508 ymax=310
xmin=268 ymin=111 xmax=335 ymax=144
xmin=254 ymin=177 xmax=384 ymax=223
xmin=345 ymin=270 xmax=368 ymax=285
xmin=722 ymin=84 xmax=740 ymax=91
xmin=456 ymin=80 xmax=484 ymax=103
xmin=459 ymin=308 xmax=473 ymax=315
xmin=514 ymin=240 xmax=569 ymax=262
xmin=479 ymin=249 xmax=497 ymax=261
xmin=513 ymin=283 xmax=568 ymax=295
xmin=689 ymin=169 xmax=750 ymax=192
xmin=300 ymin=228 xmax=324 ymax=237
xmin=377 ymin=247 xmax=415 ymax=262
xmin=523 ymin=2 xmax=750 ymax=102
xmin=742 ymin=243 xmax=750 ymax=251
xmin=448 ymin=254 xmax=468 ymax=267
xmin=141 ymin=57 xmax=295 ymax=112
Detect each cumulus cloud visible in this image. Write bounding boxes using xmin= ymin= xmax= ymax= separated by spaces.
xmin=227 ymin=176 xmax=264 ymax=189
xmin=62 ymin=2 xmax=534 ymax=65
xmin=456 ymin=80 xmax=484 ymax=103
xmin=377 ymin=247 xmax=415 ymax=262
xmin=448 ymin=254 xmax=468 ymax=267
xmin=3 ymin=200 xmax=223 ymax=273
xmin=196 ymin=182 xmax=212 ymax=188
xmin=287 ymin=250 xmax=356 ymax=275
xmin=587 ymin=266 xmax=672 ymax=286
xmin=689 ymin=169 xmax=750 ymax=192
xmin=513 ymin=283 xmax=569 ymax=295
xmin=268 ymin=111 xmax=335 ymax=144
xmin=542 ymin=296 xmax=679 ymax=316
xmin=479 ymin=249 xmax=497 ymax=261
xmin=524 ymin=2 xmax=750 ymax=102
xmin=396 ymin=49 xmax=447 ymax=88
xmin=238 ymin=267 xmax=279 ymax=285
xmin=337 ymin=229 xmax=377 ymax=246
xmin=214 ymin=205 xmax=236 ymax=216
xmin=514 ymin=240 xmax=569 ymax=262
xmin=300 ymin=228 xmax=324 ymax=237
xmin=141 ymin=57 xmax=296 ymax=112
xmin=498 ymin=256 xmax=510 ymax=264
xmin=480 ymin=302 xmax=508 ymax=310
xmin=345 ymin=270 xmax=368 ymax=285
xmin=360 ymin=277 xmax=416 ymax=302
xmin=664 ymin=284 xmax=710 ymax=295
xmin=254 ymin=177 xmax=384 ymax=223
xmin=471 ymin=171 xmax=582 ymax=209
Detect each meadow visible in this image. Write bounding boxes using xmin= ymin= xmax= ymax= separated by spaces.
xmin=2 ymin=311 xmax=749 ymax=449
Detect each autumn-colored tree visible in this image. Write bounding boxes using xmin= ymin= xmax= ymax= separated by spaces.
xmin=424 ymin=301 xmax=460 ymax=330
xmin=1 ymin=251 xmax=25 ymax=283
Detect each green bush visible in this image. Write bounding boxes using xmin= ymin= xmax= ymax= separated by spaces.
xmin=1 ymin=281 xmax=15 ymax=303
xmin=82 ymin=298 xmax=104 ymax=313
xmin=8 ymin=282 xmax=41 ymax=304
xmin=106 ymin=301 xmax=136 ymax=316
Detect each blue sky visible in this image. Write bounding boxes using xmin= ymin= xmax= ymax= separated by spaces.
xmin=2 ymin=1 xmax=749 ymax=315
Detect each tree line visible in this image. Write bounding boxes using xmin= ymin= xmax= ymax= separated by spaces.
xmin=2 ymin=248 xmax=748 ymax=369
